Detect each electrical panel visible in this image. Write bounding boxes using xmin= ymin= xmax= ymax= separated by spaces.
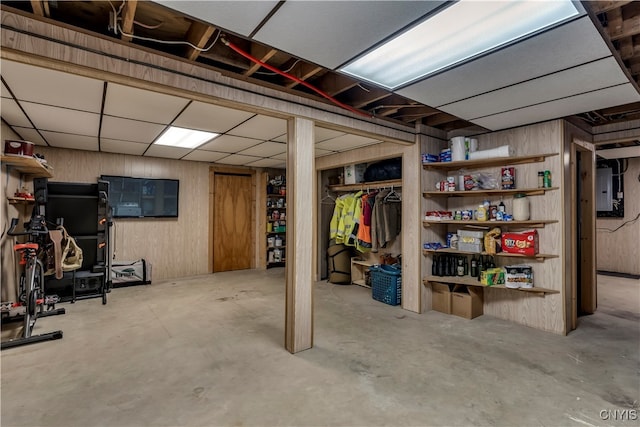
xmin=596 ymin=167 xmax=613 ymax=211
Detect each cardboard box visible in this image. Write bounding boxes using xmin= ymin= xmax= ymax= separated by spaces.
xmin=344 ymin=163 xmax=367 ymax=184
xmin=451 ymin=285 xmax=483 ymax=319
xmin=430 ymin=282 xmax=452 ymax=314
xmin=502 ymin=230 xmax=538 ymax=256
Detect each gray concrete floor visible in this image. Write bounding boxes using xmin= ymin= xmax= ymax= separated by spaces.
xmin=1 ymin=270 xmax=638 ymax=427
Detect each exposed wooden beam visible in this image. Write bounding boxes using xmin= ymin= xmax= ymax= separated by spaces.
xmin=599 ymin=102 xmax=640 ymax=117
xmin=285 ymin=63 xmax=323 ymax=89
xmin=184 ymin=22 xmax=216 ymax=61
xmin=349 ymin=86 xmax=392 ymax=109
xmin=244 ymin=46 xmax=278 ymax=77
xmin=120 ymin=0 xmax=138 ymax=42
xmin=606 ymin=9 xmax=640 ymax=41
xmin=30 ymin=1 xmax=44 ymax=16
xmin=314 ymin=73 xmax=358 ymax=97
xmin=589 ymin=1 xmax=633 ymax=14
xmin=424 ymin=112 xmax=461 ymax=127
xmin=42 ymin=1 xmax=49 ymax=17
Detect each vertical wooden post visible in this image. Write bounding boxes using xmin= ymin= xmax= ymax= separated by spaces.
xmin=285 ymin=117 xmax=315 ymax=353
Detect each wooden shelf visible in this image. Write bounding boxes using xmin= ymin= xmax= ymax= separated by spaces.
xmin=352 ymin=279 xmax=371 ymax=289
xmin=7 ymin=197 xmax=35 ymax=204
xmin=267 ymin=245 xmax=286 ymax=249
xmin=267 ymin=231 xmax=286 ymax=234
xmin=422 ymin=248 xmax=557 ymax=261
xmin=328 ymin=179 xmax=402 ymax=192
xmin=423 ymin=187 xmax=559 ymax=198
xmin=352 ymin=259 xmax=374 ymax=267
xmin=1 ymin=155 xmax=53 ymax=178
xmin=422 ymin=152 xmax=558 ymax=171
xmin=423 ymin=276 xmax=559 ymax=294
xmin=422 ymin=219 xmax=557 ymax=228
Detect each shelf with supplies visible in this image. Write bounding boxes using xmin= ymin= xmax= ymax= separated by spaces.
xmin=328 ymin=179 xmax=402 ymax=193
xmin=7 ymin=196 xmax=36 ymax=204
xmin=422 ymin=153 xmax=558 ymax=172
xmin=422 ymin=248 xmax=558 ymax=261
xmin=1 ymin=155 xmax=54 ymax=178
xmin=351 ymin=258 xmax=374 ymax=289
xmin=265 ymin=172 xmax=286 ymax=268
xmin=424 ymin=276 xmax=559 ymax=295
xmin=422 ymin=219 xmax=557 ymax=228
xmin=423 ymin=187 xmax=559 ymax=198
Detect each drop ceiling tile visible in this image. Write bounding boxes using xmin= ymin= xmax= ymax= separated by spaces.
xmin=254 ymin=1 xmax=445 ymax=69
xmin=104 ymin=83 xmax=190 ymax=124
xmin=441 ymin=58 xmax=631 ymax=120
xmin=100 ymin=139 xmax=149 ymax=156
xmin=270 ymin=152 xmax=287 ymax=161
xmin=315 ymin=127 xmax=346 ymax=142
xmin=172 ymin=101 xmax=256 ymax=133
xmin=181 ymin=150 xmax=229 ymax=162
xmin=228 ymin=114 xmax=287 ymax=140
xmin=144 ymin=144 xmax=191 ymax=159
xmin=238 ymin=141 xmax=286 ymax=157
xmin=271 ymin=133 xmax=287 ymax=143
xmin=199 ymin=135 xmax=262 ymax=153
xmin=246 ymin=158 xmax=287 ymax=168
xmin=21 ymin=102 xmax=99 ymax=136
xmin=101 ymin=116 xmax=166 ymax=143
xmin=1 ymin=81 xmax=11 ymax=98
xmin=10 ymin=127 xmax=47 ymax=146
xmin=1 ymin=59 xmax=103 ymax=112
xmin=1 ymin=99 xmax=32 ymax=127
xmin=472 ymin=84 xmax=640 ymax=131
xmin=40 ymin=131 xmax=99 ymax=151
xmin=216 ymin=154 xmax=262 ymax=166
xmin=156 ymin=1 xmax=279 ymax=37
xmin=397 ymin=17 xmax=612 ymax=107
xmin=315 ymin=134 xmax=381 ymax=151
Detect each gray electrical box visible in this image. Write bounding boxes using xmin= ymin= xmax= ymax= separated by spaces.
xmin=596 ymin=167 xmax=613 ymax=211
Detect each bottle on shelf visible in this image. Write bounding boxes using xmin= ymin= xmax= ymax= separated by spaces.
xmin=457 ymin=257 xmax=464 ymax=276
xmin=470 ymin=255 xmax=478 ymax=277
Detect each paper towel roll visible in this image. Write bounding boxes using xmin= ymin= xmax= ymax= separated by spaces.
xmin=450 ymin=136 xmax=466 ymax=161
xmin=468 ymin=145 xmax=513 ymax=160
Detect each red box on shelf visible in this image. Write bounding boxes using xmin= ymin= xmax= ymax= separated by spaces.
xmin=501 ymin=230 xmax=538 ymax=256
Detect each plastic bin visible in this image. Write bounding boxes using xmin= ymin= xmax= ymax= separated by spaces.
xmin=370 ymin=264 xmax=402 ymax=306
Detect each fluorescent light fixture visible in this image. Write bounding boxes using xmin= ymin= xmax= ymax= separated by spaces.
xmin=340 ymin=0 xmax=580 ymax=89
xmin=154 ymin=126 xmax=219 ymax=149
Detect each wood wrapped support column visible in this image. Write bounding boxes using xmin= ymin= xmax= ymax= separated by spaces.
xmin=285 ymin=117 xmax=315 ymax=353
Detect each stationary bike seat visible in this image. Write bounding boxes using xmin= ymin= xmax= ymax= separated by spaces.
xmin=13 ymin=243 xmax=39 ymax=251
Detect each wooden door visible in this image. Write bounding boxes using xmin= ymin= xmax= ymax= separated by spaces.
xmin=213 ymin=173 xmax=252 ymax=272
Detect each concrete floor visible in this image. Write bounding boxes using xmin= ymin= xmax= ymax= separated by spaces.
xmin=1 ymin=270 xmax=638 ymax=427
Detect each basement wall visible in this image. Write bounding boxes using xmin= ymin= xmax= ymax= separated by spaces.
xmin=596 ymin=157 xmax=640 ymax=276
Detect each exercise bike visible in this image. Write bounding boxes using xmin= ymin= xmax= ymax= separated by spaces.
xmin=1 ymin=215 xmax=65 ymax=350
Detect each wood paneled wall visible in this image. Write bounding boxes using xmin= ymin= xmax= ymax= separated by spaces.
xmin=473 ymin=121 xmax=566 ymax=334
xmin=34 ymin=147 xmax=211 ymax=281
xmin=596 ymin=157 xmax=640 ymax=275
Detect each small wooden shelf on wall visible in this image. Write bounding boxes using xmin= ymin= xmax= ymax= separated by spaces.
xmin=328 ymin=179 xmax=402 ymax=193
xmin=1 ymin=155 xmax=53 ymax=178
xmin=7 ymin=197 xmax=36 ymax=205
xmin=422 ymin=219 xmax=558 ymax=228
xmin=423 ymin=187 xmax=559 ymax=198
xmin=423 ymin=277 xmax=559 ymax=295
xmin=422 ymin=153 xmax=559 ymax=172
xmin=422 ymin=248 xmax=558 ymax=262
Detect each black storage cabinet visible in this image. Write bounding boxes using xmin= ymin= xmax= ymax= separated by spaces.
xmin=37 ymin=179 xmax=111 ymax=304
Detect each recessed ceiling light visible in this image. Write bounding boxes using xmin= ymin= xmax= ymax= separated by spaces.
xmin=340 ymin=0 xmax=580 ymax=90
xmin=154 ymin=126 xmax=220 ymax=149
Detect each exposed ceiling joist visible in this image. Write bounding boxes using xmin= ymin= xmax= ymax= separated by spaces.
xmin=285 ymin=64 xmax=323 ymax=89
xmin=590 ymin=1 xmax=633 ymax=15
xmin=120 ymin=0 xmax=138 ymax=42
xmin=244 ymin=47 xmax=278 ymax=77
xmin=184 ymin=22 xmax=216 ymax=61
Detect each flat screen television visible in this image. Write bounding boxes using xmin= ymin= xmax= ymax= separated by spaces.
xmin=101 ymin=175 xmax=179 ymax=218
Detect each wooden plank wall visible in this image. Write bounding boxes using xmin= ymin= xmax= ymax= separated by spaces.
xmin=473 ymin=121 xmax=566 ymax=334
xmin=33 ymin=147 xmax=211 ymax=281
xmin=596 ymin=157 xmax=640 ymax=275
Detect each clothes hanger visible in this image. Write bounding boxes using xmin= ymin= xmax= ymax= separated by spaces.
xmin=383 ymin=186 xmax=401 ymax=203
xmin=320 ymin=188 xmax=336 ymax=204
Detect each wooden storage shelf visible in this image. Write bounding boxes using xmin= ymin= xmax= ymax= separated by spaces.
xmin=422 ymin=219 xmax=557 ymax=228
xmin=423 ymin=187 xmax=559 ymax=198
xmin=328 ymin=179 xmax=402 ymax=193
xmin=267 ymin=245 xmax=286 ymax=249
xmin=1 ymin=155 xmax=53 ymax=178
xmin=422 ymin=248 xmax=558 ymax=261
xmin=422 ymin=152 xmax=558 ymax=171
xmin=351 ymin=257 xmax=373 ymax=289
xmin=7 ymin=197 xmax=35 ymax=204
xmin=423 ymin=276 xmax=559 ymax=295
